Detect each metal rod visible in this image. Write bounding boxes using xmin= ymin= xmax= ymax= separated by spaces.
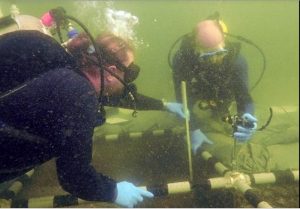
xmin=181 ymin=81 xmax=193 ymax=183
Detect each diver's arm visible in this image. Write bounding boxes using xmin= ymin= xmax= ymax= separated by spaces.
xmin=55 ymin=86 xmax=117 ymax=202
xmin=132 ymin=93 xmax=165 ymax=110
xmin=103 ymin=91 xmax=164 ymax=110
xmin=232 ymin=54 xmax=254 ymax=114
xmin=103 ymin=79 xmax=168 ymax=111
xmin=56 ymin=153 xmax=117 ymax=202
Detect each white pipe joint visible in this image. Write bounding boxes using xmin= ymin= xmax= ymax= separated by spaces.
xmin=209 ymin=171 xmax=251 ymax=190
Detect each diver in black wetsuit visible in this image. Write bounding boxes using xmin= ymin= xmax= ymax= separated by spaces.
xmin=0 ymin=26 xmax=185 ymax=207
xmin=171 ymin=19 xmax=258 ymax=154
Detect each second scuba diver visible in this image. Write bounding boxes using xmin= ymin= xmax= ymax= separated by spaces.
xmin=171 ymin=17 xmax=258 ymax=154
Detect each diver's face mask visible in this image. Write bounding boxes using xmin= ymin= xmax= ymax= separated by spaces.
xmin=118 ymin=62 xmax=140 ymax=83
xmin=101 ymin=61 xmax=140 ymax=84
xmin=87 ymin=45 xmax=140 ymax=83
xmin=196 ymin=47 xmax=228 ymax=64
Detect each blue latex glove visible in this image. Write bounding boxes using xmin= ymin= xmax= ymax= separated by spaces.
xmin=115 ymin=181 xmax=154 ymax=208
xmin=191 ymin=129 xmax=213 ymax=154
xmin=233 ymin=113 xmax=258 ymax=142
xmin=164 ymin=102 xmax=187 ymax=119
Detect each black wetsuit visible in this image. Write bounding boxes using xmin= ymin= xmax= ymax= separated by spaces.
xmin=172 ymin=34 xmax=254 ymax=130
xmin=0 ymin=31 xmax=164 ymax=201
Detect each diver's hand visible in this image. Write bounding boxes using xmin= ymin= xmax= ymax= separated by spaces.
xmin=115 ymin=181 xmax=154 ymax=208
xmin=164 ymin=102 xmax=188 ymax=119
xmin=191 ymin=129 xmax=213 ymax=154
xmin=233 ymin=113 xmax=258 ymax=142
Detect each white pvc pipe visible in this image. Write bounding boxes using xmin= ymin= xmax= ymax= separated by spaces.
xmin=292 ymin=170 xmax=299 ymax=181
xmin=252 ymin=170 xmax=299 ymax=185
xmin=257 ymin=201 xmax=273 ymax=208
xmin=140 ymin=181 xmax=191 ymax=195
xmin=167 ymin=181 xmax=191 ymax=194
xmin=152 ymin=129 xmax=165 ymax=136
xmin=214 ymin=162 xmax=229 ymax=176
xmin=28 ymin=196 xmax=54 ymax=208
xmin=6 ymin=169 xmax=35 ymax=195
xmin=253 ymin=173 xmax=276 ymax=184
xmin=201 ymin=151 xmax=212 ymax=160
xmin=104 ymin=134 xmax=119 ymax=141
xmin=209 ymin=177 xmax=231 ymax=189
xmin=201 ymin=151 xmax=229 ymax=175
xmin=234 ymin=180 xmax=252 ymax=193
xmin=129 ymin=132 xmax=142 ymax=139
xmin=26 ymin=196 xmax=94 ymax=208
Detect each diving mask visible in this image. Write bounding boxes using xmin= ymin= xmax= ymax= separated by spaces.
xmin=87 ymin=45 xmax=140 ymax=83
xmin=197 ymin=48 xmax=228 ymax=63
xmin=123 ymin=62 xmax=140 ymax=83
xmin=195 ymin=42 xmax=228 ymax=64
xmin=198 ymin=48 xmax=228 ymax=58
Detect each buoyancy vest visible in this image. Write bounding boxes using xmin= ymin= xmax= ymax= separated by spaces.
xmin=179 ymin=35 xmax=242 ymax=115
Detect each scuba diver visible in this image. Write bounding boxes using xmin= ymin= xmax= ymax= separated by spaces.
xmin=170 ymin=16 xmax=258 ymax=154
xmin=0 ymin=8 xmax=186 ymax=208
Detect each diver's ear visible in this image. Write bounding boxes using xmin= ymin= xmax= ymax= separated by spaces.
xmin=106 ymin=65 xmax=118 ymax=81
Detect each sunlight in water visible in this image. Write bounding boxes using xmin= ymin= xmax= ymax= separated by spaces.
xmin=72 ymin=1 xmax=146 ymax=48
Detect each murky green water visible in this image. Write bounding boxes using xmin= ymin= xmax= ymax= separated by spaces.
xmin=0 ymin=0 xmax=298 ymax=207
xmin=1 ymin=0 xmax=298 ymax=105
